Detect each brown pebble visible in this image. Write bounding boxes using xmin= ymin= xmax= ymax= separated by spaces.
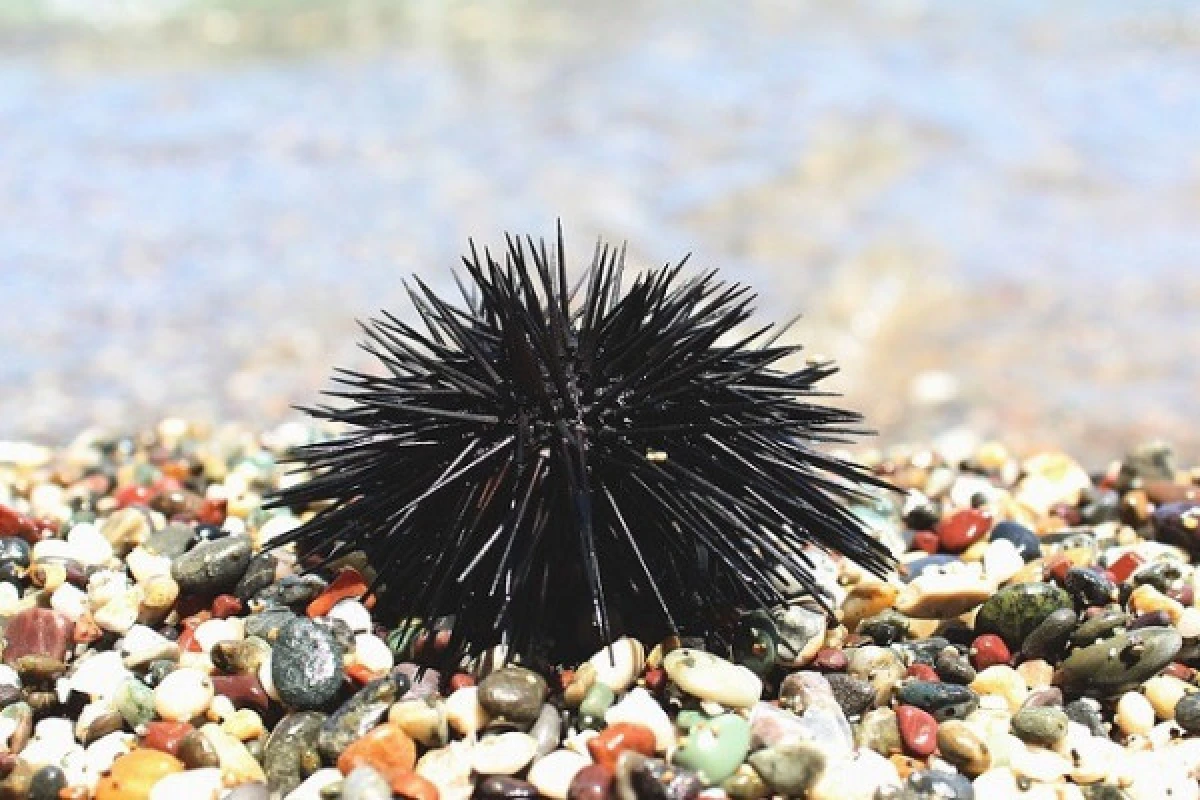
xmin=177 ymin=729 xmax=221 ymax=769
xmin=2 ymin=609 xmax=73 ymax=666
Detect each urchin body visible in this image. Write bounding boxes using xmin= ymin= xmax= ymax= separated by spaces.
xmin=270 ymin=229 xmax=892 ymax=666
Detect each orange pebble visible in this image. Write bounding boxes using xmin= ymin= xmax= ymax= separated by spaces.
xmin=307 ymin=568 xmax=369 ymax=618
xmin=586 ymin=722 xmax=657 ymax=771
xmin=94 ymin=749 xmax=184 ymax=800
xmin=337 ymin=723 xmax=417 ymax=782
xmin=392 ymin=771 xmax=440 ymax=800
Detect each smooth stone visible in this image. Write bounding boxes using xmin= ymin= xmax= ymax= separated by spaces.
xmin=528 ymin=749 xmax=592 ymax=800
xmin=936 ymin=720 xmax=990 ymax=777
xmin=178 ymin=729 xmax=221 ymax=769
xmin=856 ymin=707 xmax=902 ymax=756
xmin=283 ymin=769 xmax=342 ymax=800
xmin=445 ymin=685 xmax=490 ymax=737
xmin=147 ymin=768 xmax=224 ymax=800
xmin=824 ymin=673 xmax=875 ymax=717
xmin=587 ymin=638 xmax=645 ymax=693
xmin=894 ymin=571 xmax=993 ymax=619
xmin=337 ymin=723 xmax=417 ymax=790
xmin=989 ymin=522 xmax=1041 ymax=561
xmin=605 ymin=687 xmax=673 ymax=754
xmin=747 ymin=740 xmax=825 ymax=796
xmin=664 ymin=649 xmax=762 ymax=708
xmin=895 ymin=681 xmax=979 ymax=722
xmin=935 ymin=650 xmax=976 ymax=685
xmin=27 ymin=765 xmax=68 ymax=800
xmin=568 ymin=764 xmax=614 ymax=800
xmin=1152 ymin=502 xmax=1200 ymax=555
xmin=272 ymin=617 xmax=345 ymax=710
xmin=771 ymin=604 xmax=827 ymax=667
xmin=808 ymin=749 xmax=901 ymax=800
xmin=901 ymin=770 xmax=975 ymax=800
xmin=974 ymin=582 xmax=1073 ymax=650
xmin=253 ymin=574 xmax=328 ymax=611
xmin=234 ymin=552 xmax=279 ymax=601
xmin=896 ymin=705 xmax=938 ymax=757
xmin=389 ymin=697 xmax=449 ymax=748
xmin=343 ymin=765 xmax=395 ymax=800
xmin=899 ymin=555 xmax=961 ymax=583
xmin=199 ymin=722 xmax=268 ymax=785
xmin=529 ymin=703 xmax=563 ymax=758
xmin=844 ymin=646 xmax=906 ymax=707
xmin=587 ymin=722 xmax=656 ymax=772
xmin=579 ymin=683 xmax=616 ymax=719
xmin=244 ymin=608 xmax=297 ymax=641
xmin=1010 ymin=707 xmax=1068 ymax=746
xmin=263 ymin=711 xmax=327 ymax=796
xmin=1114 ymin=691 xmax=1155 ymax=736
xmin=1065 ymin=567 xmax=1118 ymax=606
xmin=154 ymin=668 xmax=215 ymax=722
xmin=114 ymin=678 xmax=157 ymax=729
xmin=144 ymin=523 xmax=196 ymax=559
xmin=671 ymin=713 xmax=752 ymax=785
xmin=170 ymin=534 xmax=253 ymax=595
xmin=1065 ymin=698 xmax=1107 ymax=738
xmin=416 ymin=739 xmax=474 ymax=800
xmin=733 ymin=611 xmax=778 ymax=675
xmin=1019 ymin=607 xmax=1078 ymax=661
xmin=477 ymin=775 xmax=540 ymax=800
xmin=1059 ymin=627 xmax=1183 ymax=689
xmin=318 ymin=673 xmax=407 ymax=762
xmin=2 ymin=608 xmax=73 ymax=665
xmin=1071 ymin=609 xmax=1130 ymax=647
xmin=473 ymin=731 xmax=539 ymax=775
xmin=1175 ymin=692 xmax=1200 ymax=733
xmin=94 ymin=749 xmax=183 ymax=800
xmin=617 ymin=752 xmax=703 ymax=800
xmin=478 ymin=666 xmax=549 ymax=725
xmin=211 ymin=637 xmax=271 ymax=675
xmin=119 ymin=624 xmax=179 ymax=668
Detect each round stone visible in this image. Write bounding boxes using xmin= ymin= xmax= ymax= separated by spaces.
xmin=936 ymin=719 xmax=990 ymax=777
xmin=567 ymin=764 xmax=614 ymax=800
xmin=528 ymin=749 xmax=592 ymax=800
xmin=663 ymin=649 xmax=762 ymax=708
xmin=988 ymin=521 xmax=1040 ymax=561
xmin=1114 ymin=691 xmax=1155 ymax=736
xmin=903 ymin=770 xmax=975 ymax=800
xmin=473 ymin=732 xmax=539 ymax=776
xmin=937 ymin=508 xmax=993 ymax=553
xmin=477 ymin=775 xmax=540 ymax=800
xmin=970 ymin=635 xmax=1011 ymax=671
xmin=1173 ymin=692 xmax=1200 ymax=733
xmin=974 ymin=582 xmax=1073 ymax=650
xmin=154 ymin=668 xmax=215 ymax=723
xmin=478 ymin=666 xmax=549 ymax=725
xmin=1010 ymin=706 xmax=1068 ymax=746
xmin=894 ymin=681 xmax=978 ymax=722
xmin=586 ymin=722 xmax=655 ymax=772
xmin=271 ymin=618 xmax=345 ymax=710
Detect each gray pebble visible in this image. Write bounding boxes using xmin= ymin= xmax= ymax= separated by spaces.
xmin=171 ymin=534 xmax=253 ymax=594
xmin=478 ymin=666 xmax=548 ymax=725
xmin=1059 ymin=627 xmax=1182 ymax=690
xmin=264 ymin=711 xmax=327 ymax=795
xmin=318 ymin=673 xmax=408 ymax=762
xmin=272 ymin=618 xmax=345 ymax=709
xmin=1011 ymin=706 xmax=1068 ymax=746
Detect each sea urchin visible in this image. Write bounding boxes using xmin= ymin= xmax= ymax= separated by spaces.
xmin=270 ymin=228 xmax=893 ymax=666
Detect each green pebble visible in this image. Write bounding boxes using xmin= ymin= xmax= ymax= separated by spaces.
xmin=671 ymin=713 xmax=752 ymax=786
xmin=114 ymin=678 xmax=156 ymax=729
xmin=578 ymin=683 xmax=615 ymax=718
xmin=1011 ymin=706 xmax=1068 ymax=746
xmin=975 ymin=582 xmax=1072 ymax=649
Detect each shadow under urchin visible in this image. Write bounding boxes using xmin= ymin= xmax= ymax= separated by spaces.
xmin=268 ymin=226 xmax=894 ymax=668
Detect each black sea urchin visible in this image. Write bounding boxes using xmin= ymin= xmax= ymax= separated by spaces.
xmin=270 ymin=228 xmax=893 ymax=666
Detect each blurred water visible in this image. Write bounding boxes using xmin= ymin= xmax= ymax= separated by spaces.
xmin=2 ymin=0 xmax=1199 ymax=463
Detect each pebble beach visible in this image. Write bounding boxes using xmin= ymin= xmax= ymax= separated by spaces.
xmin=1 ymin=421 xmax=1199 ymax=800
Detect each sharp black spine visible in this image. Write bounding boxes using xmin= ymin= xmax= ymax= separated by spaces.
xmin=269 ymin=225 xmax=894 ymax=667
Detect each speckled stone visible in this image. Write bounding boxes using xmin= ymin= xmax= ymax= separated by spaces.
xmin=1010 ymin=706 xmax=1068 ymax=746
xmin=318 ymin=672 xmax=408 ymax=762
xmin=478 ymin=666 xmax=549 ymax=725
xmin=170 ymin=534 xmax=253 ymax=595
xmin=27 ymin=766 xmax=67 ymax=800
xmin=1059 ymin=627 xmax=1182 ymax=689
xmin=900 ymin=770 xmax=974 ymax=800
xmin=271 ymin=618 xmax=344 ymax=709
xmin=894 ymin=681 xmax=978 ymax=722
xmin=262 ymin=711 xmax=326 ymax=795
xmin=747 ymin=740 xmax=825 ymax=796
xmin=974 ymin=582 xmax=1073 ymax=650
xmin=824 ymin=673 xmax=875 ymax=717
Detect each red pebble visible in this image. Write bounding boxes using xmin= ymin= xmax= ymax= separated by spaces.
xmin=912 ymin=530 xmax=940 ymax=555
xmin=1043 ymin=554 xmax=1072 ymax=585
xmin=586 ymin=722 xmax=657 ymax=771
xmin=1108 ymin=552 xmax=1146 ymax=584
xmin=307 ymin=568 xmax=370 ymax=618
xmin=906 ymin=663 xmax=939 ymax=682
xmin=211 ymin=594 xmax=243 ymax=619
xmin=197 ymin=498 xmax=227 ymax=527
xmin=970 ymin=634 xmax=1011 ymax=670
xmin=1165 ymin=662 xmax=1195 ymax=682
xmin=346 ymin=663 xmax=381 ymax=685
xmin=813 ymin=648 xmax=848 ymax=672
xmin=448 ymin=673 xmax=475 ymax=692
xmin=558 ymin=669 xmax=576 ymax=691
xmin=936 ymin=509 xmax=993 ymax=553
xmin=0 ymin=504 xmax=25 ymax=537
xmin=141 ymin=721 xmax=194 ymax=756
xmin=114 ymin=484 xmax=156 ymax=509
xmin=212 ymin=674 xmax=270 ymax=711
xmin=643 ymin=667 xmax=666 ymax=692
xmin=1169 ymin=585 xmax=1195 ymax=606
xmin=896 ymin=704 xmax=938 ymax=757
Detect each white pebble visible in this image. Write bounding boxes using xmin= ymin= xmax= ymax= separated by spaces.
xmin=68 ymin=651 xmax=131 ymax=701
xmin=125 ymin=546 xmax=174 ymax=583
xmin=472 ymin=732 xmax=539 ymax=775
xmin=258 ymin=514 xmax=302 ymax=545
xmin=327 ymin=598 xmax=373 ymax=632
xmin=416 ymin=740 xmax=475 ymax=800
xmin=193 ymin=618 xmax=244 ymax=654
xmin=81 ymin=730 xmax=134 ymax=789
xmin=0 ymin=583 xmax=18 ymax=616
xmin=527 ymin=749 xmax=591 ymax=800
xmin=354 ymin=633 xmax=394 ymax=673
xmin=67 ymin=522 xmax=114 ymax=566
xmin=586 ymin=637 xmax=644 ymax=693
xmin=119 ymin=625 xmax=180 ymax=668
xmin=149 ymin=767 xmax=224 ymax=800
xmin=0 ymin=664 xmax=19 ymax=690
xmin=154 ymin=668 xmax=214 ymax=722
xmin=93 ymin=589 xmax=143 ymax=634
xmin=445 ymin=686 xmax=490 ymax=737
xmin=87 ymin=569 xmax=131 ymax=610
xmin=19 ymin=717 xmax=81 ymax=771
xmin=982 ymin=539 xmax=1024 ymax=584
xmin=50 ymin=583 xmax=90 ymax=621
xmin=1116 ymin=691 xmax=1156 ymax=736
xmin=32 ymin=538 xmax=73 ymax=563
xmin=605 ymin=687 xmax=673 ymax=753
xmin=662 ymin=648 xmax=762 ymax=708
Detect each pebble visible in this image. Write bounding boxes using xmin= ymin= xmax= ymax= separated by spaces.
xmin=477 ymin=776 xmax=540 ymax=800
xmin=473 ymin=731 xmax=540 ymax=775
xmin=1059 ymin=627 xmax=1183 ymax=689
xmin=478 ymin=666 xmax=549 ymax=724
xmin=318 ymin=673 xmax=405 ymax=762
xmin=974 ymin=582 xmax=1073 ymax=650
xmin=445 ymin=685 xmax=490 ymax=736
xmin=587 ymin=722 xmax=655 ymax=771
xmin=271 ymin=617 xmax=345 ymax=709
xmin=568 ymin=765 xmax=614 ymax=800
xmin=664 ymin=648 xmax=763 ymax=708
xmin=147 ymin=768 xmax=224 ymax=800
xmin=1115 ymin=691 xmax=1156 ymax=736
xmin=528 ymin=749 xmax=592 ymax=800
xmin=771 ymin=604 xmax=826 ymax=666
xmin=200 ymin=722 xmax=268 ymax=785
xmin=2 ymin=608 xmax=73 ymax=665
xmin=896 ymin=705 xmax=938 ymax=757
xmin=93 ymin=749 xmax=183 ymax=800
xmin=337 ymin=722 xmax=417 ymax=790
xmin=896 ymin=680 xmax=979 ymax=722
xmin=605 ymin=687 xmax=673 ymax=753
xmin=937 ymin=719 xmax=990 ymax=776
xmin=263 ymin=711 xmax=326 ymax=796
xmin=1011 ymin=706 xmax=1068 ymax=746
xmin=586 ymin=638 xmax=645 ymax=693
xmin=170 ymin=534 xmax=253 ymax=595
xmin=747 ymin=740 xmax=826 ymax=796
xmin=672 ymin=712 xmax=753 ymax=785
xmin=154 ymin=667 xmax=215 ymax=722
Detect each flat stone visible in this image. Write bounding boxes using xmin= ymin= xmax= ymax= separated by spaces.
xmin=671 ymin=713 xmax=751 ymax=785
xmin=318 ymin=672 xmax=407 ymax=762
xmin=1059 ymin=627 xmax=1182 ymax=690
xmin=663 ymin=649 xmax=762 ymax=708
xmin=747 ymin=740 xmax=825 ymax=796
